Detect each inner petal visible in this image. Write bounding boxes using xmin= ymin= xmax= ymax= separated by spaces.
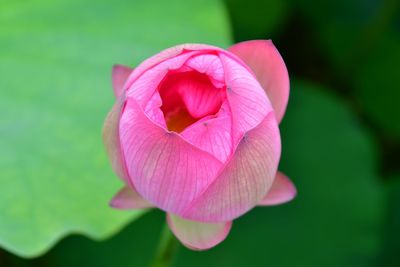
xmin=158 ymin=71 xmax=225 ymax=132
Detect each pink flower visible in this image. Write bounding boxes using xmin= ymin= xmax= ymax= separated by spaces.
xmin=103 ymin=40 xmax=296 ymax=250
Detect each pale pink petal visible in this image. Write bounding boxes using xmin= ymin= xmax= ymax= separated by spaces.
xmin=181 ymin=116 xmax=232 ymax=163
xmin=258 ymin=172 xmax=296 ymax=206
xmin=110 ymin=186 xmax=153 ymax=209
xmin=119 ymin=99 xmax=223 ymax=215
xmin=102 ymin=97 xmax=130 ymax=182
xmin=167 ymin=213 xmax=231 ymax=250
xmin=112 ymin=64 xmax=133 ymax=98
xmin=228 ymin=40 xmax=289 ymax=122
xmin=183 ymin=112 xmax=281 ymax=222
xmin=220 ymin=53 xmax=274 ymax=144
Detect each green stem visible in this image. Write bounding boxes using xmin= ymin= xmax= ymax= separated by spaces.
xmin=149 ymin=223 xmax=179 ymax=267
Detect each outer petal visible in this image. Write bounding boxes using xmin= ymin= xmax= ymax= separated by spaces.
xmin=183 ymin=112 xmax=281 ymax=222
xmin=112 ymin=64 xmax=133 ymax=98
xmin=110 ymin=186 xmax=153 ymax=209
xmin=102 ymin=97 xmax=130 ymax=182
xmin=119 ymin=99 xmax=223 ymax=215
xmin=167 ymin=213 xmax=231 ymax=250
xmin=258 ymin=172 xmax=297 ymax=206
xmin=220 ymin=53 xmax=274 ymax=144
xmin=228 ymin=40 xmax=289 ymax=123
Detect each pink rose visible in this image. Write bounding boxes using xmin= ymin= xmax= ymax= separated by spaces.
xmin=103 ymin=40 xmax=296 ymax=250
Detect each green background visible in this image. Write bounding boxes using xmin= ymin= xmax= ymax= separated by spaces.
xmin=0 ymin=0 xmax=399 ymax=266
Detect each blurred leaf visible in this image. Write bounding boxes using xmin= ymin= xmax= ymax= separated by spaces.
xmin=380 ymin=176 xmax=400 ymax=267
xmin=293 ymin=0 xmax=388 ymax=72
xmin=354 ymin=34 xmax=400 ymax=138
xmin=0 ymin=0 xmax=231 ymax=258
xmin=293 ymin=0 xmax=400 ymax=138
xmin=224 ymin=0 xmax=289 ymax=41
xmin=1 ymin=211 xmax=165 ymax=267
xmin=173 ymin=81 xmax=384 ymax=267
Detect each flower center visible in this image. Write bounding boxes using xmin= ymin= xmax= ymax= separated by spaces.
xmin=158 ymin=71 xmax=225 ymax=132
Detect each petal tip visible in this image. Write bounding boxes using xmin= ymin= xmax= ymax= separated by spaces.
xmin=109 ymin=186 xmax=153 ymax=210
xmin=228 ymin=40 xmax=290 ymax=123
xmin=259 ymin=172 xmax=297 ymax=206
xmin=112 ymin=64 xmax=133 ymax=98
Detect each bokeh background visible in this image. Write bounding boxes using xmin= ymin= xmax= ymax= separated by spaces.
xmin=0 ymin=0 xmax=399 ymax=266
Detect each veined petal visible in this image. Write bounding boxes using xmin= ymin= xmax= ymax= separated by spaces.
xmin=102 ymin=97 xmax=129 ymax=182
xmin=112 ymin=64 xmax=133 ymax=98
xmin=228 ymin=40 xmax=289 ymax=123
xmin=110 ymin=186 xmax=153 ymax=209
xmin=127 ymin=51 xmax=199 ymax=106
xmin=258 ymin=172 xmax=296 ymax=206
xmin=185 ymin=54 xmax=225 ymax=88
xmin=183 ymin=112 xmax=281 ymax=222
xmin=119 ymin=99 xmax=223 ymax=215
xmin=167 ymin=213 xmax=232 ymax=250
xmin=220 ymin=53 xmax=274 ymax=144
xmin=124 ymin=44 xmax=228 ymax=92
xmin=181 ymin=115 xmax=232 ymax=163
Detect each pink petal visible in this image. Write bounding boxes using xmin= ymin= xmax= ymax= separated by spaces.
xmin=220 ymin=53 xmax=274 ymax=144
xmin=159 ymin=70 xmax=225 ymax=119
xmin=185 ymin=54 xmax=225 ymax=88
xmin=183 ymin=112 xmax=281 ymax=222
xmin=112 ymin=64 xmax=133 ymax=98
xmin=110 ymin=186 xmax=153 ymax=209
xmin=124 ymin=44 xmax=227 ymax=92
xmin=102 ymin=97 xmax=130 ymax=182
xmin=258 ymin=172 xmax=297 ymax=206
xmin=167 ymin=213 xmax=231 ymax=250
xmin=181 ymin=115 xmax=232 ymax=163
xmin=228 ymin=40 xmax=290 ymax=123
xmin=119 ymin=99 xmax=223 ymax=215
xmin=128 ymin=51 xmax=199 ymax=109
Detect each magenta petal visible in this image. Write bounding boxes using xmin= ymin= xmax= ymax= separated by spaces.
xmin=110 ymin=186 xmax=153 ymax=209
xmin=228 ymin=40 xmax=289 ymax=123
xmin=183 ymin=112 xmax=281 ymax=222
xmin=102 ymin=98 xmax=130 ymax=182
xmin=167 ymin=213 xmax=231 ymax=250
xmin=119 ymin=99 xmax=223 ymax=215
xmin=112 ymin=64 xmax=133 ymax=98
xmin=258 ymin=172 xmax=296 ymax=206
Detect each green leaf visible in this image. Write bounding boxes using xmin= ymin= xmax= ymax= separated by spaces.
xmin=224 ymin=0 xmax=289 ymax=41
xmin=173 ymin=81 xmax=384 ymax=267
xmin=354 ymin=34 xmax=400 ymax=138
xmin=2 ymin=211 xmax=166 ymax=267
xmin=0 ymin=0 xmax=231 ymax=258
xmin=380 ymin=176 xmax=400 ymax=267
xmin=293 ymin=0 xmax=400 ymax=137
